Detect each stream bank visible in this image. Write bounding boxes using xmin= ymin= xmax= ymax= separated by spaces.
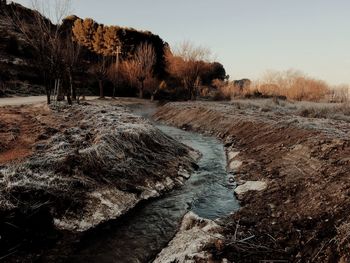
xmin=0 ymin=102 xmax=197 ymax=261
xmin=41 ymin=110 xmax=239 ymax=263
xmin=0 ymin=99 xmax=241 ymax=262
xmin=154 ymin=101 xmax=350 ymax=262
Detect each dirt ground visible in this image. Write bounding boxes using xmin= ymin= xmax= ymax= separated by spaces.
xmin=0 ymin=103 xmax=63 ymax=164
xmin=0 ymin=97 xmax=123 ymax=164
xmin=154 ymin=100 xmax=350 ymax=263
xmin=1 ymin=98 xmax=349 ymax=262
xmin=0 ymin=98 xmax=196 ymax=262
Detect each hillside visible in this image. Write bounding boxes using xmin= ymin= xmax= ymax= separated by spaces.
xmin=0 ymin=2 xmax=169 ymax=98
xmin=0 ymin=2 xmax=45 ymax=96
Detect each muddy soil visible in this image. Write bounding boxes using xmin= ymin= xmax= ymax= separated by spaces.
xmin=154 ymin=101 xmax=350 ymax=263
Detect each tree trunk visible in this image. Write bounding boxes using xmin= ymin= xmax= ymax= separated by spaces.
xmin=151 ymin=89 xmax=158 ymax=101
xmin=99 ymin=80 xmax=104 ymax=98
xmin=190 ymin=86 xmax=197 ymax=101
xmin=67 ymin=93 xmax=72 ymax=105
xmin=139 ymin=81 xmax=144 ymax=99
xmin=191 ymin=90 xmax=196 ymax=101
xmin=188 ymin=86 xmax=192 ymax=101
xmin=72 ymin=85 xmax=77 ymax=100
xmin=44 ymin=77 xmax=51 ymax=104
xmin=46 ymin=88 xmax=51 ymax=104
xmin=67 ymin=78 xmax=72 ymax=105
xmin=112 ymin=84 xmax=116 ymax=99
xmin=57 ymin=79 xmax=65 ymax=101
xmin=69 ymin=73 xmax=76 ymax=101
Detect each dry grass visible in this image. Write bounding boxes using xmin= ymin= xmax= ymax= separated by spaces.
xmin=214 ymin=70 xmax=349 ymax=103
xmin=0 ymin=102 xmax=196 ymax=249
xmin=155 ymin=101 xmax=350 ymax=262
xmin=220 ymin=97 xmax=350 ymax=122
xmin=0 ymin=103 xmax=194 ymax=208
xmin=254 ymin=70 xmax=332 ymax=101
xmin=337 ymin=221 xmax=350 ymax=262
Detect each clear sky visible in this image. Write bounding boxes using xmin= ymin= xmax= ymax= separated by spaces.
xmin=12 ymin=0 xmax=350 ymax=85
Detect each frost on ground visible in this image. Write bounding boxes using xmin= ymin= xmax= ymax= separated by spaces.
xmin=155 ymin=101 xmax=350 ymax=262
xmin=0 ymin=103 xmax=196 ymax=234
xmin=154 ymin=212 xmax=224 ymax=263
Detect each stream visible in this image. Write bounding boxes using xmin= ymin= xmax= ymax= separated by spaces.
xmin=62 ymin=110 xmax=239 ymax=263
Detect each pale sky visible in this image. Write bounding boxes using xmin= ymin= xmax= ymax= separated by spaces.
xmin=12 ymin=0 xmax=350 ymax=85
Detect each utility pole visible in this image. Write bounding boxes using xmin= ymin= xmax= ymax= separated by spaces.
xmin=113 ymin=45 xmax=121 ymax=98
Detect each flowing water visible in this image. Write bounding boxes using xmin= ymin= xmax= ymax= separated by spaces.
xmin=63 ymin=122 xmax=239 ymax=263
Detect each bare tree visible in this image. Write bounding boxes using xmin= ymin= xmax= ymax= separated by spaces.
xmin=62 ymin=32 xmax=82 ymax=103
xmin=6 ymin=0 xmax=72 ymax=104
xmin=134 ymin=42 xmax=156 ymax=99
xmin=119 ymin=59 xmax=139 ymax=88
xmin=167 ymin=41 xmax=211 ymax=100
xmin=90 ymin=55 xmax=109 ymax=98
xmin=117 ymin=43 xmax=156 ymax=99
xmin=148 ymin=78 xmax=160 ymax=101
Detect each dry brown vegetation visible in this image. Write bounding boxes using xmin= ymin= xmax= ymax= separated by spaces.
xmin=120 ymin=42 xmax=157 ymax=99
xmin=166 ymin=41 xmax=213 ymax=100
xmin=214 ymin=70 xmax=349 ymax=103
xmin=3 ymin=1 xmax=228 ymax=101
xmin=257 ymin=70 xmax=330 ymax=101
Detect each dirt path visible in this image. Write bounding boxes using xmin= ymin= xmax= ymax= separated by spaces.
xmin=0 ymin=96 xmax=104 ymax=107
xmin=0 ymin=97 xmax=146 ymax=164
xmin=0 ymin=96 xmax=47 ymax=106
xmin=0 ymin=103 xmax=58 ymax=164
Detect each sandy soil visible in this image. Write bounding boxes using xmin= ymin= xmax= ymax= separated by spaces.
xmin=154 ymin=100 xmax=350 ymax=263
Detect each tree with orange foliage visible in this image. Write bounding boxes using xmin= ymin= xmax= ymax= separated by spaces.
xmin=72 ymin=18 xmax=97 ymax=51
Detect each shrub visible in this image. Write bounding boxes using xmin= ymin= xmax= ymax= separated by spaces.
xmin=254 ymin=70 xmax=331 ymax=102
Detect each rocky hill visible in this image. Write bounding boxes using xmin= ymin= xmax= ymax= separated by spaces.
xmin=0 ymin=2 xmax=46 ymax=96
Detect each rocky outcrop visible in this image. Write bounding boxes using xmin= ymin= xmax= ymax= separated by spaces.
xmin=226 ymin=149 xmax=242 ymax=172
xmin=234 ymin=181 xmax=267 ymax=198
xmin=0 ymin=3 xmax=44 ymax=96
xmin=153 ymin=212 xmax=223 ymax=263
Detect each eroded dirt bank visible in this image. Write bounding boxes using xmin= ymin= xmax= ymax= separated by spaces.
xmin=154 ymin=101 xmax=350 ymax=263
xmin=0 ymin=101 xmax=197 ymax=261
